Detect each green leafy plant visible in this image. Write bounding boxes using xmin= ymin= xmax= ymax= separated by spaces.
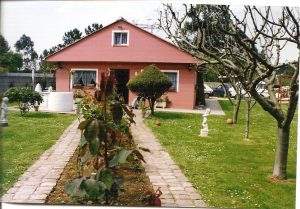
xmin=0 ymin=67 xmax=8 ymax=74
xmin=127 ymin=65 xmax=172 ymax=115
xmin=65 ymin=72 xmax=147 ymax=205
xmin=4 ymin=87 xmax=43 ymax=115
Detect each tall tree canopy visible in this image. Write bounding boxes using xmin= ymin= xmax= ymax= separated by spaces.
xmin=85 ymin=23 xmax=103 ymax=35
xmin=178 ymin=5 xmax=244 ymax=118
xmin=39 ymin=28 xmax=82 ymax=74
xmin=62 ymin=28 xmax=82 ymax=45
xmin=183 ymin=5 xmax=232 ymax=52
xmin=15 ymin=34 xmax=38 ymax=73
xmin=0 ymin=52 xmax=23 ymax=72
xmin=0 ymin=35 xmax=10 ymax=54
xmin=0 ymin=35 xmax=23 ymax=72
xmin=39 ymin=49 xmax=57 ymax=74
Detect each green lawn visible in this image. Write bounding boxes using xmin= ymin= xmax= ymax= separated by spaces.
xmin=146 ymin=100 xmax=297 ymax=209
xmin=0 ymin=111 xmax=75 ymax=195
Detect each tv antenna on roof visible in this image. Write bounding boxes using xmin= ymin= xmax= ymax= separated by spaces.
xmin=133 ymin=18 xmax=159 ymax=33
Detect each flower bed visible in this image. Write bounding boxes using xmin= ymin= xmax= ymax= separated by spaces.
xmin=46 ymin=134 xmax=154 ymax=206
xmin=45 ymin=73 xmax=157 ymax=206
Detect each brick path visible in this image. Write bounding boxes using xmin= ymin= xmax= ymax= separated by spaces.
xmin=131 ymin=111 xmax=207 ymax=208
xmin=1 ymin=120 xmax=80 ymax=203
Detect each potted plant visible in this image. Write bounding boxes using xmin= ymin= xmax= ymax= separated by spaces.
xmin=155 ymin=95 xmax=170 ymax=109
xmin=73 ymin=89 xmax=85 ymax=114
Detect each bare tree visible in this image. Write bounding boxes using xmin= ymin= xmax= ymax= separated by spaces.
xmin=218 ymin=73 xmax=243 ymax=124
xmin=220 ymin=72 xmax=257 ymax=139
xmin=159 ymin=4 xmax=299 ymax=180
xmin=244 ymin=93 xmax=257 ymax=140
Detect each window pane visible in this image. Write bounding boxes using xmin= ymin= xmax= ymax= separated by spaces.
xmin=121 ymin=33 xmax=127 ymax=44
xmin=114 ymin=32 xmax=128 ymax=45
xmin=73 ymin=71 xmax=96 ymax=86
xmin=164 ymin=72 xmax=177 ymax=91
xmin=114 ymin=33 xmax=121 ymax=45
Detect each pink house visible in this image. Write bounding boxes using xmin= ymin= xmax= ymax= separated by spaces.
xmin=46 ymin=18 xmax=200 ymax=109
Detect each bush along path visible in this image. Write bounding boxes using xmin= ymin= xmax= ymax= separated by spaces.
xmin=57 ymin=73 xmax=156 ymax=205
xmin=1 ymin=120 xmax=80 ymax=203
xmin=130 ymin=110 xmax=207 ymax=208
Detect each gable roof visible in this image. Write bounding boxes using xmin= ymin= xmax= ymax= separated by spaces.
xmin=46 ymin=18 xmax=198 ymax=64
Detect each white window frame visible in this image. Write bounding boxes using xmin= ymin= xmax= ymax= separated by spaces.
xmin=112 ymin=30 xmax=129 ymax=46
xmin=161 ymin=70 xmax=180 ymax=92
xmin=70 ymin=68 xmax=98 ymax=90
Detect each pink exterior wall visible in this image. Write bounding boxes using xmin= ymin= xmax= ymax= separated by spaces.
xmin=55 ymin=62 xmax=196 ymax=109
xmin=47 ymin=20 xmax=197 ymax=64
xmin=48 ymin=19 xmax=199 ymax=109
xmin=55 ymin=68 xmax=70 ymax=92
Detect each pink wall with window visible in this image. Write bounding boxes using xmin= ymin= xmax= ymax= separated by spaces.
xmin=47 ymin=19 xmax=200 ymax=109
xmin=55 ymin=62 xmax=196 ymax=109
xmin=47 ymin=19 xmax=197 ymax=64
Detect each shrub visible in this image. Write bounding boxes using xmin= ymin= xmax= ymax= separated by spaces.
xmin=127 ymin=65 xmax=172 ymax=115
xmin=65 ymin=73 xmax=147 ymax=204
xmin=4 ymin=87 xmax=43 ymax=115
xmin=0 ymin=67 xmax=8 ymax=74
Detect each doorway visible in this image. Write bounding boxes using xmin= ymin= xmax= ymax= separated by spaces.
xmin=111 ymin=69 xmax=129 ymax=104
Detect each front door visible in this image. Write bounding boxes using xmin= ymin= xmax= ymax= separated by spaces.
xmin=111 ymin=69 xmax=129 ymax=104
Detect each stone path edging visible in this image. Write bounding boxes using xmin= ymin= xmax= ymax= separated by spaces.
xmin=1 ymin=120 xmax=80 ymax=203
xmin=131 ymin=110 xmax=207 ymax=208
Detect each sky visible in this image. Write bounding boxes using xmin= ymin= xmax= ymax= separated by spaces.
xmin=0 ymin=0 xmax=299 ymax=62
xmin=0 ymin=1 xmax=165 ymax=54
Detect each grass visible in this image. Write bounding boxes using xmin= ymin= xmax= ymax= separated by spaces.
xmin=145 ymin=100 xmax=297 ymax=209
xmin=0 ymin=111 xmax=75 ymax=195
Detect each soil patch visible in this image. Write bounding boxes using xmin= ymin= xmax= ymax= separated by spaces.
xmin=46 ymin=134 xmax=155 ymax=206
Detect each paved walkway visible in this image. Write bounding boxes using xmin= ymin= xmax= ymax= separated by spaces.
xmin=1 ymin=120 xmax=80 ymax=203
xmin=131 ymin=111 xmax=207 ymax=208
xmin=156 ymin=98 xmax=224 ymax=115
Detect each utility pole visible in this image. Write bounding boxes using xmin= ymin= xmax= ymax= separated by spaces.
xmin=32 ymin=60 xmax=37 ymax=89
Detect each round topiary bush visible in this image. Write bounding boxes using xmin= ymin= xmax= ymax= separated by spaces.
xmin=127 ymin=65 xmax=172 ymax=115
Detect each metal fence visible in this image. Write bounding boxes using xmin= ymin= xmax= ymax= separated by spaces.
xmin=0 ymin=73 xmax=55 ymax=94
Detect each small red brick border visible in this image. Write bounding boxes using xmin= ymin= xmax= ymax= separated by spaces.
xmin=1 ymin=120 xmax=80 ymax=203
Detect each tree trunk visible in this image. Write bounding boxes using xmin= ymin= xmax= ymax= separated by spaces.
xmin=149 ymin=99 xmax=155 ymax=115
xmin=244 ymin=98 xmax=250 ymax=140
xmin=196 ymin=71 xmax=206 ymax=106
xmin=272 ymin=125 xmax=290 ymax=180
xmin=232 ymin=94 xmax=241 ymax=124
